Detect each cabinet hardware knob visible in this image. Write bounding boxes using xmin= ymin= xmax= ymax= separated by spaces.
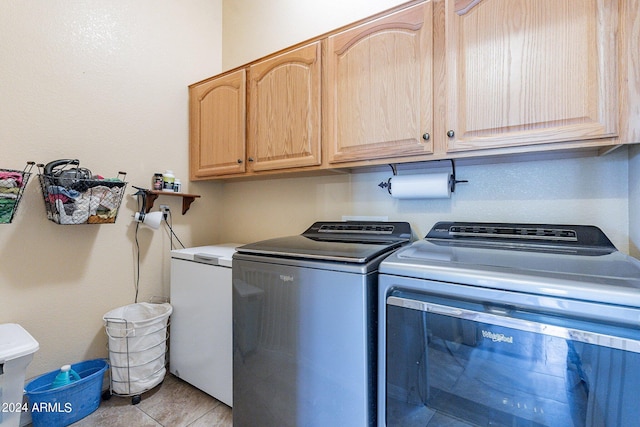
xmin=237 ymin=159 xmax=243 ymax=164
xmin=422 ymin=133 xmax=430 ymax=141
xmin=447 ymin=130 xmax=455 ymax=138
xmin=248 ymin=157 xmax=254 ymax=162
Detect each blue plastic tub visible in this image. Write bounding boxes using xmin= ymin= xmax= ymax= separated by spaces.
xmin=24 ymin=359 xmax=108 ymax=427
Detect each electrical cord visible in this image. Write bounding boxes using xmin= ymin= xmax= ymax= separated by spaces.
xmin=132 ymin=186 xmax=186 ymax=303
xmin=134 ymin=220 xmax=141 ymax=303
xmin=164 ymin=210 xmax=185 ymax=250
xmin=131 ymin=186 xmax=149 ymax=304
xmin=133 ymin=196 xmax=143 ymax=304
xmin=133 ymin=203 xmax=186 ymax=303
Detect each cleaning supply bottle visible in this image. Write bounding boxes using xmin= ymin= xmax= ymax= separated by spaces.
xmin=153 ymin=173 xmax=163 ymax=190
xmin=162 ymin=170 xmax=175 ymax=192
xmin=50 ymin=364 xmax=81 ymax=389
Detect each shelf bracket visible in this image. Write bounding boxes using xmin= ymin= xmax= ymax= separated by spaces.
xmin=143 ymin=190 xmax=201 ymax=215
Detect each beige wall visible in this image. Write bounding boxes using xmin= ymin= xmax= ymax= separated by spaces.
xmin=219 ymin=150 xmax=632 ymax=252
xmin=0 ymin=0 xmax=224 ymax=377
xmin=222 ymin=0 xmax=408 ymax=70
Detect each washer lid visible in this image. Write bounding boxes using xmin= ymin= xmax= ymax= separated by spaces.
xmin=381 ymin=238 xmax=640 ymax=308
xmin=236 ymin=235 xmax=406 ymax=263
xmin=171 ymin=243 xmax=242 ymax=267
xmin=236 ymin=221 xmax=413 ymax=263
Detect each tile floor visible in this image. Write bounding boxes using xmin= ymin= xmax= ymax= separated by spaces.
xmin=70 ymin=374 xmax=232 ymax=427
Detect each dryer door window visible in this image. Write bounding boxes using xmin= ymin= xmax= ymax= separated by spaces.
xmin=385 ymin=291 xmax=640 ymax=427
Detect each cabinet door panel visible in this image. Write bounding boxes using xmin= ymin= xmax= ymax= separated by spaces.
xmin=326 ymin=2 xmax=433 ymax=164
xmin=190 ymin=69 xmax=246 ymax=178
xmin=248 ymin=42 xmax=322 ymax=171
xmin=446 ymin=0 xmax=618 ymax=151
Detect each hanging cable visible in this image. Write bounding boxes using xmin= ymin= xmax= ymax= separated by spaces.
xmin=132 ymin=189 xmax=146 ymax=304
xmin=134 ymin=220 xmax=141 ymax=303
xmin=131 ymin=186 xmax=186 ymax=303
xmin=164 ymin=210 xmax=186 ymax=249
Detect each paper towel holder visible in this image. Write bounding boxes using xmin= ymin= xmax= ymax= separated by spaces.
xmin=377 ymin=159 xmax=468 ymax=195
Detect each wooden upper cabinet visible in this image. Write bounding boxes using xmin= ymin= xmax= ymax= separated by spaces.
xmin=189 ymin=69 xmax=246 ymax=178
xmin=247 ymin=42 xmax=322 ymax=172
xmin=189 ymin=0 xmax=634 ymax=180
xmin=444 ymin=0 xmax=619 ymax=152
xmin=326 ymin=2 xmax=434 ymax=164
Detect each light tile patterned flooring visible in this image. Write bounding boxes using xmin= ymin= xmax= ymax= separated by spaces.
xmin=70 ymin=374 xmax=232 ymax=427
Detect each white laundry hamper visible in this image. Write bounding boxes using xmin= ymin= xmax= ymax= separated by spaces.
xmin=103 ymin=302 xmax=172 ymax=404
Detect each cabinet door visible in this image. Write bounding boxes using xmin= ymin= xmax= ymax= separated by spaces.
xmin=326 ymin=2 xmax=433 ymax=164
xmin=189 ymin=69 xmax=246 ymax=178
xmin=444 ymin=0 xmax=619 ymax=152
xmin=247 ymin=42 xmax=322 ymax=171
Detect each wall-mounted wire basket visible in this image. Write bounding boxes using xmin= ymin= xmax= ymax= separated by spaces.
xmin=0 ymin=162 xmax=35 ymax=224
xmin=37 ymin=163 xmax=127 ymax=225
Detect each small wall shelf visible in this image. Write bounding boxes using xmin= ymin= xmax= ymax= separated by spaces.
xmin=144 ymin=190 xmax=201 ymax=215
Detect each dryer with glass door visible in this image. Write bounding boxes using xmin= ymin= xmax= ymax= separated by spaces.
xmin=379 ymin=222 xmax=640 ymax=427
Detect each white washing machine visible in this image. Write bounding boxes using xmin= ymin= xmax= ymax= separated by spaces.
xmin=170 ymin=243 xmax=241 ymax=407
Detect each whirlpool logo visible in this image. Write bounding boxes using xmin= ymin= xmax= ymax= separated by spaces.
xmin=482 ymin=330 xmax=514 ymax=344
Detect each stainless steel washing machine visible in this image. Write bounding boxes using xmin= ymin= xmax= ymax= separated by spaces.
xmin=378 ymin=222 xmax=640 ymax=427
xmin=232 ymin=221 xmax=413 ymax=427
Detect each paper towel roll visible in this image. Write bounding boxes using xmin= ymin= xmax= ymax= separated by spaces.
xmin=390 ymin=173 xmax=451 ymax=199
